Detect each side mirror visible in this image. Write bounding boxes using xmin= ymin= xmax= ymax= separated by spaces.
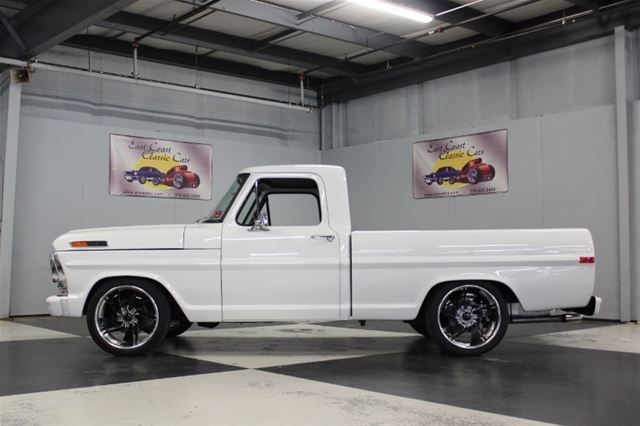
xmin=249 ymin=212 xmax=269 ymax=232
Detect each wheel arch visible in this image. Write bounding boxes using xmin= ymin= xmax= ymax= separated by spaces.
xmin=416 ymin=279 xmax=520 ymax=319
xmin=82 ymin=275 xmax=187 ymax=321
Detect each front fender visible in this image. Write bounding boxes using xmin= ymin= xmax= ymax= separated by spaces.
xmin=56 ymin=249 xmax=221 ymax=322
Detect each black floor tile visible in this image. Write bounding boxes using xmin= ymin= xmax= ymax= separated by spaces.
xmin=9 ymin=316 xmax=285 ymax=337
xmin=264 ymin=340 xmax=640 ymax=426
xmin=10 ymin=316 xmax=90 ymax=336
xmin=0 ymin=337 xmax=241 ymax=396
xmin=317 ymin=319 xmax=615 ymax=339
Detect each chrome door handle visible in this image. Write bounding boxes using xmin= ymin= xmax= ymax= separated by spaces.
xmin=311 ymin=235 xmax=335 ymax=242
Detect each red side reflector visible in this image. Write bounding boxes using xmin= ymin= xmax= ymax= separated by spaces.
xmin=579 ymin=257 xmax=595 ymax=264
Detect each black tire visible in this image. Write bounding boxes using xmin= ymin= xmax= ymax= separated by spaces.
xmin=488 ymin=166 xmax=496 ymax=181
xmin=408 ymin=317 xmax=430 ymax=338
xmin=448 ymin=177 xmax=456 ymax=184
xmin=173 ymin=174 xmax=185 ymax=189
xmin=425 ymin=282 xmax=508 ymax=356
xmin=437 ymin=177 xmax=443 ymax=185
xmin=467 ymin=168 xmax=480 ymax=184
xmin=152 ymin=177 xmax=161 ymax=186
xmin=86 ymin=279 xmax=170 ymax=356
xmin=166 ymin=317 xmax=193 ymax=337
xmin=139 ymin=176 xmax=147 ymax=184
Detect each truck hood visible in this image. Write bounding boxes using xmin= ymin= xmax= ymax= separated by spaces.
xmin=53 ymin=224 xmax=187 ymax=251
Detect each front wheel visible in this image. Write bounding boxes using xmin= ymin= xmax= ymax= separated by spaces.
xmin=166 ymin=316 xmax=193 ymax=337
xmin=139 ymin=176 xmax=147 ymax=184
xmin=425 ymin=282 xmax=508 ymax=356
xmin=86 ymin=279 xmax=170 ymax=356
xmin=408 ymin=317 xmax=430 ymax=338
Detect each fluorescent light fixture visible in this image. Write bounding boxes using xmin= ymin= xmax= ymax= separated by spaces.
xmin=349 ymin=0 xmax=433 ymax=23
xmin=436 ymin=0 xmax=483 ymax=17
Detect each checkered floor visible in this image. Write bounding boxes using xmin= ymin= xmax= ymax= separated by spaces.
xmin=1 ymin=318 xmax=638 ymax=425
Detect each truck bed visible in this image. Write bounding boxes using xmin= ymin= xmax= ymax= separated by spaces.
xmin=350 ymin=229 xmax=595 ymax=320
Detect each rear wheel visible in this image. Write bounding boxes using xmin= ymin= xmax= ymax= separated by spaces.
xmin=426 ymin=282 xmax=508 ymax=356
xmin=86 ymin=279 xmax=170 ymax=356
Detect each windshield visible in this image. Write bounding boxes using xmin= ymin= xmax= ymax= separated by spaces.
xmin=203 ymin=173 xmax=249 ymax=223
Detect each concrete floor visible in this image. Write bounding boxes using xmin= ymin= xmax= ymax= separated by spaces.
xmin=0 ymin=318 xmax=638 ymax=425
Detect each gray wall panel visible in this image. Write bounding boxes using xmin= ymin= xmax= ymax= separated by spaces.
xmin=540 ymin=106 xmax=619 ymax=319
xmin=323 ymin=107 xmax=618 ymax=318
xmin=9 ymin=46 xmax=319 ymax=315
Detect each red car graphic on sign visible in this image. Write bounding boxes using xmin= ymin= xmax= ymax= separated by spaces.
xmin=165 ymin=165 xmax=200 ymax=189
xmin=459 ymin=158 xmax=495 ymax=184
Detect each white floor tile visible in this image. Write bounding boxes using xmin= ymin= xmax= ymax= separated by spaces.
xmin=0 ymin=321 xmax=78 ymax=342
xmin=0 ymin=369 xmax=551 ymax=426
xmin=517 ymin=323 xmax=640 ymax=353
xmin=183 ymin=323 xmax=416 ymax=339
xmin=166 ymin=323 xmax=418 ymax=368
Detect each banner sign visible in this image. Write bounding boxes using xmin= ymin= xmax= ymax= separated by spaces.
xmin=109 ymin=134 xmax=212 ymax=200
xmin=413 ymin=129 xmax=508 ymax=199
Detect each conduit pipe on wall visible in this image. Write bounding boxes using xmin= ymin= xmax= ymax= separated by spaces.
xmin=0 ymin=56 xmax=314 ymax=112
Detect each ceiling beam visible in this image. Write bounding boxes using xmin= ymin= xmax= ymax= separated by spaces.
xmin=0 ymin=0 xmax=136 ymax=58
xmin=0 ymin=0 xmax=32 ymax=10
xmin=98 ymin=11 xmax=367 ymax=77
xmin=565 ymin=0 xmax=602 ymax=10
xmin=63 ymin=34 xmax=313 ymax=89
xmin=321 ymin=2 xmax=640 ymax=103
xmin=396 ymin=0 xmax=513 ymax=36
xmin=174 ymin=0 xmax=433 ymax=59
xmin=297 ymin=1 xmax=348 ymax=21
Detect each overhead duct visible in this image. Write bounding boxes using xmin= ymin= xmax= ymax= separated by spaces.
xmin=0 ymin=56 xmax=313 ymax=112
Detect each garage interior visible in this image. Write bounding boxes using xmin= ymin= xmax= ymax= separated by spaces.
xmin=0 ymin=0 xmax=639 ymax=424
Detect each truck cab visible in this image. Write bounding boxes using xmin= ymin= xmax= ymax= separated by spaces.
xmin=195 ymin=165 xmax=351 ymax=321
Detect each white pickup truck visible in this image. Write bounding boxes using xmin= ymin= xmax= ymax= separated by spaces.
xmin=47 ymin=165 xmax=601 ymax=356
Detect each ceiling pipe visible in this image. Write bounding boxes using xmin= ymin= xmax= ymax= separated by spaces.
xmin=0 ymin=56 xmax=313 ymax=112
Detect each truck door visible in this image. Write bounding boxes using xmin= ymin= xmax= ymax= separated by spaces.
xmin=221 ymin=174 xmax=341 ymax=321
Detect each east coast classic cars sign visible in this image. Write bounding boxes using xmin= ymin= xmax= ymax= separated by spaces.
xmin=413 ymin=129 xmax=508 ymax=199
xmin=109 ymin=134 xmax=213 ymax=200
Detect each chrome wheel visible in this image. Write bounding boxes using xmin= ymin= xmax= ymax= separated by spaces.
xmin=173 ymin=174 xmax=184 ymax=189
xmin=94 ymin=285 xmax=159 ymax=350
xmin=437 ymin=285 xmax=501 ymax=350
xmin=468 ymin=168 xmax=479 ymax=184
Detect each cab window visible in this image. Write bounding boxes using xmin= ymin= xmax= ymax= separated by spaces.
xmin=236 ymin=178 xmax=321 ymax=227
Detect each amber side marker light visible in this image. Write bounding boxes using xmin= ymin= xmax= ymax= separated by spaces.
xmin=70 ymin=241 xmax=108 ymax=247
xmin=579 ymin=256 xmax=595 ymax=264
